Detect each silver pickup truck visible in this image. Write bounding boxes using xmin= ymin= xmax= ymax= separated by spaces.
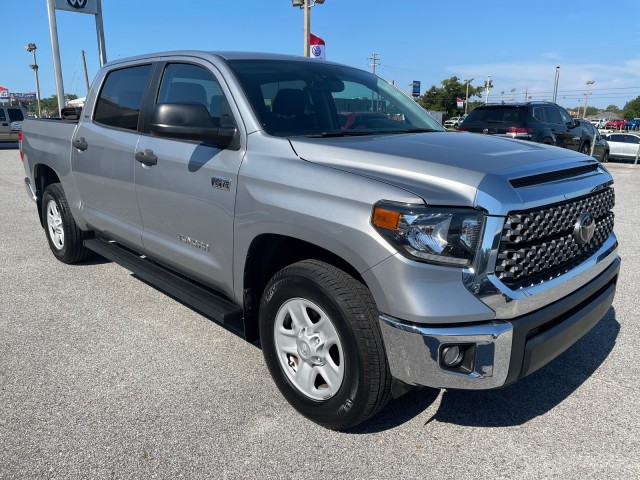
xmin=21 ymin=51 xmax=620 ymax=430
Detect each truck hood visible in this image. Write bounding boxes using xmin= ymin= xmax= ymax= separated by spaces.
xmin=289 ymin=131 xmax=606 ymax=214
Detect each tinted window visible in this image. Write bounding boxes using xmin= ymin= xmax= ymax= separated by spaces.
xmin=94 ymin=64 xmax=152 ymax=130
xmin=0 ymin=110 xmax=5 ymax=122
xmin=531 ymin=107 xmax=546 ymax=122
xmin=626 ymin=135 xmax=640 ymax=144
xmin=157 ymin=63 xmax=233 ymax=128
xmin=464 ymin=107 xmax=525 ymax=123
xmin=558 ymin=108 xmax=573 ymax=125
xmin=544 ymin=106 xmax=563 ymax=124
xmin=7 ymin=108 xmax=24 ymax=122
xmin=605 ymin=134 xmax=624 ymax=143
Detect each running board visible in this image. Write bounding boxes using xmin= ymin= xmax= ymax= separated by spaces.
xmin=84 ymin=238 xmax=246 ymax=338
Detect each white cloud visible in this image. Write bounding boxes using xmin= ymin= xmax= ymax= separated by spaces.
xmin=447 ymin=57 xmax=640 ymax=108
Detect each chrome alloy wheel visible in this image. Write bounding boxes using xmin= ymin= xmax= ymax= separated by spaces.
xmin=274 ymin=298 xmax=345 ymax=401
xmin=46 ymin=199 xmax=64 ymax=250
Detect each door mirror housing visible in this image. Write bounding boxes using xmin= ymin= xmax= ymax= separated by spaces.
xmin=150 ymin=103 xmax=237 ymax=148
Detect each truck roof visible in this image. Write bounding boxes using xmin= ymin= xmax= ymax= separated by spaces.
xmin=103 ymin=50 xmax=338 ymax=68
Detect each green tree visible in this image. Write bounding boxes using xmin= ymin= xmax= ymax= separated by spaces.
xmin=36 ymin=94 xmax=79 ymax=117
xmin=623 ymin=97 xmax=640 ymax=119
xmin=605 ymin=105 xmax=621 ymax=114
xmin=417 ymin=76 xmax=484 ymax=118
xmin=584 ymin=106 xmax=598 ymax=117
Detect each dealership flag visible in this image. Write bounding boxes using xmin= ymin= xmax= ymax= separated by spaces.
xmin=310 ymin=33 xmax=326 ymax=60
xmin=457 ymin=97 xmax=464 ymax=109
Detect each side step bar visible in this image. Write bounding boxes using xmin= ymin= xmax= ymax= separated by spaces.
xmin=84 ymin=238 xmax=247 ymax=339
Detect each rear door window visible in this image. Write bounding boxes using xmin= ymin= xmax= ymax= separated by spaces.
xmin=94 ymin=64 xmax=152 ymax=130
xmin=0 ymin=110 xmax=6 ymax=122
xmin=531 ymin=107 xmax=547 ymax=122
xmin=7 ymin=109 xmax=24 ymax=122
xmin=544 ymin=107 xmax=563 ymax=125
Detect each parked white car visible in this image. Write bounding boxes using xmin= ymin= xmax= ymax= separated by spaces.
xmin=590 ymin=119 xmax=607 ymax=129
xmin=603 ymin=132 xmax=640 ymax=161
xmin=444 ymin=116 xmax=465 ymax=128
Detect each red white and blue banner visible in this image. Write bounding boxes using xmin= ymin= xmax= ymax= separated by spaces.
xmin=0 ymin=86 xmax=9 ymax=101
xmin=310 ymin=33 xmax=325 ymax=60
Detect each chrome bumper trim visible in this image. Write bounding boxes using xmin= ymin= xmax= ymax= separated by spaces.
xmin=379 ymin=315 xmax=513 ymax=389
xmin=464 ymin=214 xmax=619 ymax=319
xmin=24 ymin=177 xmax=37 ymax=203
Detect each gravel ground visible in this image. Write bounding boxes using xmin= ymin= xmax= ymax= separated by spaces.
xmin=1 ymin=144 xmax=638 ymax=479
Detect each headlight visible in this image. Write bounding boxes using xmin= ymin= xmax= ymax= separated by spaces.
xmin=372 ymin=201 xmax=484 ymax=266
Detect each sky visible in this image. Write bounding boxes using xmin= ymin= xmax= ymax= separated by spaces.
xmin=2 ymin=0 xmax=640 ymax=110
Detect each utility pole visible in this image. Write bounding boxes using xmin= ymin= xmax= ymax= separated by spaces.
xmin=484 ymin=75 xmax=491 ymax=103
xmin=369 ymin=52 xmax=380 ymax=75
xmin=524 ymin=88 xmax=528 ymax=102
xmin=552 ymin=66 xmax=560 ymax=103
xmin=583 ymin=80 xmax=595 ymax=118
xmin=81 ymin=50 xmax=90 ymax=95
xmin=464 ymin=78 xmax=473 ymax=114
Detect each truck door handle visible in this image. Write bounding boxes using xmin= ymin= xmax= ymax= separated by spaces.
xmin=135 ymin=149 xmax=158 ymax=166
xmin=73 ymin=137 xmax=88 ymax=151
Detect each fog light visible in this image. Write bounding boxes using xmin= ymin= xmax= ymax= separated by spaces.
xmin=441 ymin=345 xmax=464 ymax=368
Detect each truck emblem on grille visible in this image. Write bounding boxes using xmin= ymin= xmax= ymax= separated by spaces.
xmin=574 ymin=213 xmax=596 ymax=245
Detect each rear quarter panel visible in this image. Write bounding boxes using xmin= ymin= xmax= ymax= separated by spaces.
xmin=22 ymin=119 xmax=87 ymax=228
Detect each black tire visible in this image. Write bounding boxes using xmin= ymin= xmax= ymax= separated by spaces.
xmin=42 ymin=183 xmax=93 ymax=264
xmin=259 ymin=260 xmax=391 ymax=430
xmin=602 ymin=151 xmax=609 ymax=163
xmin=580 ymin=142 xmax=590 ymax=155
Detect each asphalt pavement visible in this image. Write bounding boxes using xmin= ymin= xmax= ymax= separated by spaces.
xmin=1 ymin=143 xmax=639 ymax=479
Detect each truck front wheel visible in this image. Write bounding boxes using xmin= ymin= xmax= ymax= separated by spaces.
xmin=42 ymin=183 xmax=92 ymax=264
xmin=259 ymin=260 xmax=391 ymax=430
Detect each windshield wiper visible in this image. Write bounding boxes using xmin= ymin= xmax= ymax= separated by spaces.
xmin=306 ymin=131 xmax=380 ymax=138
xmin=384 ymin=128 xmax=439 ymax=134
xmin=308 ymin=128 xmax=439 ymax=138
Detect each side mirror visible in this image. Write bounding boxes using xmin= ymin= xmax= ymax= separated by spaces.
xmin=150 ymin=103 xmax=237 ymax=148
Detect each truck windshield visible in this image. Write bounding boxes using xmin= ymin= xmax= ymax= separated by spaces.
xmin=227 ymin=59 xmax=443 ymax=137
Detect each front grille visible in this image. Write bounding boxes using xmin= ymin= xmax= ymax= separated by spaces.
xmin=495 ymin=188 xmax=615 ymax=288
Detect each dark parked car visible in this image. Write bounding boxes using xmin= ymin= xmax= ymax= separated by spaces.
xmin=458 ymin=102 xmax=592 ymax=153
xmin=602 ymin=132 xmax=640 ymax=162
xmin=576 ymin=119 xmax=609 ymax=162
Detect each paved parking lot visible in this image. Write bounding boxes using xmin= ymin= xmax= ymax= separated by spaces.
xmin=1 ymin=144 xmax=639 ymax=478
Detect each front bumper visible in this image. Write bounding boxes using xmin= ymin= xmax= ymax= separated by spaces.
xmin=379 ymin=255 xmax=620 ymax=389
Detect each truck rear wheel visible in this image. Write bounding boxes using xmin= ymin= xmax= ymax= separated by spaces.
xmin=42 ymin=183 xmax=93 ymax=264
xmin=259 ymin=260 xmax=391 ymax=430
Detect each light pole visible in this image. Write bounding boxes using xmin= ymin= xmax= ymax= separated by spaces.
xmin=552 ymin=66 xmax=560 ymax=103
xmin=583 ymin=80 xmax=595 ymax=118
xmin=464 ymin=78 xmax=473 ymax=114
xmin=484 ymin=75 xmax=491 ymax=103
xmin=24 ymin=43 xmax=42 ymax=118
xmin=292 ymin=0 xmax=324 ymax=57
